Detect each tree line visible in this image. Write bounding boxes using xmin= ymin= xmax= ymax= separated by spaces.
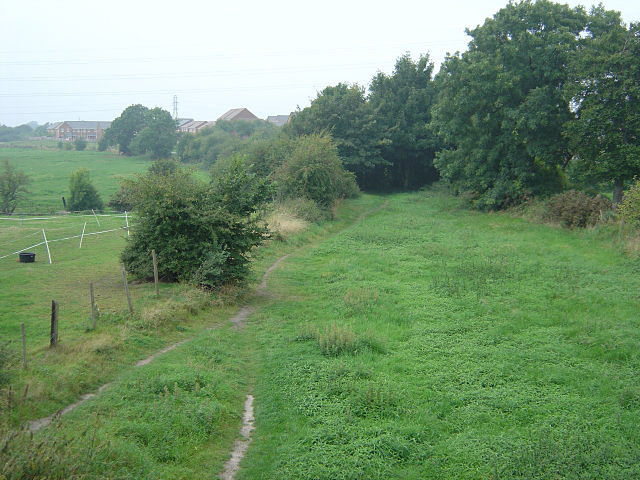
xmin=285 ymin=0 xmax=639 ymax=209
xmin=97 ymin=1 xmax=638 ymax=211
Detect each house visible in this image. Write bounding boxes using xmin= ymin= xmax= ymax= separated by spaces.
xmin=176 ymin=118 xmax=194 ymax=129
xmin=50 ymin=121 xmax=111 ymax=142
xmin=217 ymin=108 xmax=258 ymax=122
xmin=46 ymin=122 xmax=63 ymax=135
xmin=266 ymin=114 xmax=291 ymax=127
xmin=177 ymin=120 xmax=215 ymax=134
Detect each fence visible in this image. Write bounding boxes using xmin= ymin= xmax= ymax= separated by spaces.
xmin=0 ymin=212 xmax=134 ymax=263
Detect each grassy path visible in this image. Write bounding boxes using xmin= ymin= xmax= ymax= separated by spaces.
xmin=237 ymin=190 xmax=640 ymax=479
xmin=1 ymin=194 xmax=383 ymax=479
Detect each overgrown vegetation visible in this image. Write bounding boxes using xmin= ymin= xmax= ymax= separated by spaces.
xmin=273 ymin=134 xmax=359 ymax=209
xmin=176 ymin=120 xmax=277 ymax=165
xmin=121 ymin=160 xmax=270 ymax=287
xmin=544 ymin=190 xmax=612 ymax=228
xmin=619 ymin=178 xmax=640 ymax=226
xmin=0 ymin=160 xmax=30 ymax=214
xmin=68 ymin=168 xmax=103 ymax=211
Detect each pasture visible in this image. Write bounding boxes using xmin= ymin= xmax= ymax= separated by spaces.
xmin=0 ymin=147 xmax=151 ymax=213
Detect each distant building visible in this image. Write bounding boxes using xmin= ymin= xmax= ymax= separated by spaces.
xmin=49 ymin=121 xmax=111 ymax=142
xmin=217 ymin=108 xmax=258 ymax=122
xmin=266 ymin=114 xmax=291 ymax=127
xmin=176 ymin=118 xmax=194 ymax=129
xmin=177 ymin=120 xmax=215 ymax=133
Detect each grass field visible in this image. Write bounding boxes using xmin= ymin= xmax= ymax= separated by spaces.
xmin=2 ymin=189 xmax=640 ymax=479
xmin=0 ymin=147 xmax=152 ymax=213
xmin=0 ymin=194 xmax=381 ymax=479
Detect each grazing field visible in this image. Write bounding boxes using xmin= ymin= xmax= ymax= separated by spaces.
xmin=241 ymin=190 xmax=640 ymax=479
xmin=0 ymin=212 xmax=226 ymax=430
xmin=0 ymin=147 xmax=151 ymax=213
xmin=2 ymin=190 xmax=640 ymax=479
xmin=0 ymin=194 xmax=381 ymax=479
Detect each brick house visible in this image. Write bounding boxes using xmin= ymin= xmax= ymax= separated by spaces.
xmin=217 ymin=108 xmax=258 ymax=121
xmin=50 ymin=121 xmax=112 ymax=142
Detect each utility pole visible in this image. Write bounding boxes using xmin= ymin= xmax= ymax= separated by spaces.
xmin=172 ymin=95 xmax=179 ymax=122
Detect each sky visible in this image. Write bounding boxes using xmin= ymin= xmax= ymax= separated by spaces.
xmin=1 ymin=0 xmax=639 ymax=127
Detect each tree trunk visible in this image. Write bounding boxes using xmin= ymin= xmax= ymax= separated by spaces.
xmin=613 ymin=178 xmax=624 ymax=206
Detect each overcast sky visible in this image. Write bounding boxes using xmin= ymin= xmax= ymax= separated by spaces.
xmin=1 ymin=0 xmax=639 ymax=127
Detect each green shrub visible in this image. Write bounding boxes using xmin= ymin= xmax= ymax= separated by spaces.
xmin=57 ymin=141 xmax=64 ymax=149
xmin=310 ymin=323 xmax=384 ymax=357
xmin=63 ymin=142 xmax=73 ymax=150
xmin=619 ymin=179 xmax=640 ymax=226
xmin=121 ymin=159 xmax=270 ymax=287
xmin=68 ymin=168 xmax=103 ymax=211
xmin=545 ymin=190 xmax=612 ymax=228
xmin=107 ymin=178 xmax=136 ymax=212
xmin=73 ymin=138 xmax=87 ymax=151
xmin=277 ymin=197 xmax=329 ymax=223
xmin=274 ymin=134 xmax=359 ymax=210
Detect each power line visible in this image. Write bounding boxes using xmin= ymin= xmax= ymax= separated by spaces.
xmin=0 ymin=83 xmax=331 ymax=99
xmin=0 ymin=41 xmax=464 ymax=66
xmin=0 ymin=62 xmax=384 ymax=82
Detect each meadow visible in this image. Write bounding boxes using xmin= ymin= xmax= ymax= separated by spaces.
xmin=0 ymin=146 xmax=210 ymax=433
xmin=0 ymin=147 xmax=151 ymax=213
xmin=2 ymin=189 xmax=639 ymax=479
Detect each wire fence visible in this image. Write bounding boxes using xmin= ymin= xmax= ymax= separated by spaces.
xmin=0 ymin=211 xmax=135 ymax=263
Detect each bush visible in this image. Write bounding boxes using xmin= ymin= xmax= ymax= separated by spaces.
xmin=148 ymin=159 xmax=179 ymax=176
xmin=277 ymin=197 xmax=329 ymax=223
xmin=107 ymin=178 xmax=136 ymax=212
xmin=57 ymin=141 xmax=64 ymax=149
xmin=619 ymin=179 xmax=640 ymax=226
xmin=274 ymin=134 xmax=359 ymax=210
xmin=73 ymin=138 xmax=87 ymax=151
xmin=63 ymin=142 xmax=73 ymax=150
xmin=545 ymin=190 xmax=612 ymax=228
xmin=69 ymin=168 xmax=103 ymax=211
xmin=121 ymin=160 xmax=270 ymax=288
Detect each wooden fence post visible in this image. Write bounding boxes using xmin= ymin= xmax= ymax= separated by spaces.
xmin=50 ymin=300 xmax=58 ymax=347
xmin=89 ymin=282 xmax=97 ymax=329
xmin=21 ymin=323 xmax=27 ymax=369
xmin=122 ymin=265 xmax=134 ymax=314
xmin=152 ymin=249 xmax=159 ymax=297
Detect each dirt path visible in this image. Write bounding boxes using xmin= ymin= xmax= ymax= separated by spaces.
xmin=26 ymin=199 xmax=388 ymax=472
xmin=26 ymin=253 xmax=291 ymax=434
xmin=220 ymin=394 xmax=255 ymax=480
xmin=218 ymin=200 xmax=388 ymax=479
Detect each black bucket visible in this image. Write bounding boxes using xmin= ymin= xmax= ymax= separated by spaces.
xmin=19 ymin=252 xmax=36 ymax=263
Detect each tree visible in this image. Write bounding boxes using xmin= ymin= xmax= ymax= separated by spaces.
xmin=69 ymin=168 xmax=103 ymax=211
xmin=121 ymin=164 xmax=270 ymax=287
xmin=74 ymin=138 xmax=87 ymax=151
xmin=129 ymin=108 xmax=177 ymax=158
xmin=0 ymin=160 xmax=30 ymax=214
xmin=369 ymin=53 xmax=440 ymax=189
xmin=274 ymin=134 xmax=359 ymax=209
xmin=101 ymin=104 xmax=177 ymax=157
xmin=433 ymin=0 xmax=588 ymax=209
xmin=286 ymin=83 xmax=384 ymax=189
xmin=564 ymin=11 xmax=640 ymax=204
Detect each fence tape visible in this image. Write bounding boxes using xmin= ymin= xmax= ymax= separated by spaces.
xmin=0 ymin=225 xmax=133 ymax=261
